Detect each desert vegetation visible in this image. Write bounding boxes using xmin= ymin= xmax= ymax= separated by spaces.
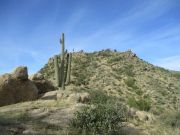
xmin=0 ymin=48 xmax=180 ymax=135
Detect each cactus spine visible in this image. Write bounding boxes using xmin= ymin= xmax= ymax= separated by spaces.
xmin=60 ymin=33 xmax=65 ymax=90
xmin=54 ymin=55 xmax=60 ymax=87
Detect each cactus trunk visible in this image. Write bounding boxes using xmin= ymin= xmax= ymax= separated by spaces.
xmin=64 ymin=53 xmax=69 ymax=84
xmin=60 ymin=33 xmax=65 ymax=90
xmin=66 ymin=53 xmax=72 ymax=84
xmin=54 ymin=55 xmax=60 ymax=87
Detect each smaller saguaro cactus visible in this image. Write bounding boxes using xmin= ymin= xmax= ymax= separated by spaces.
xmin=64 ymin=53 xmax=69 ymax=84
xmin=66 ymin=52 xmax=72 ymax=84
xmin=54 ymin=55 xmax=60 ymax=87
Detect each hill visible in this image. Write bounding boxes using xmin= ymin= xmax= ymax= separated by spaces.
xmin=40 ymin=49 xmax=180 ymax=114
xmin=0 ymin=49 xmax=180 ymax=135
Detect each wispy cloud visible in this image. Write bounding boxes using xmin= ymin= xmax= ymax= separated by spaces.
xmin=0 ymin=46 xmax=48 ymax=75
xmin=68 ymin=0 xmax=176 ymax=51
xmin=0 ymin=0 xmax=179 ymax=74
xmin=153 ymin=56 xmax=180 ymax=71
xmin=64 ymin=7 xmax=87 ymax=34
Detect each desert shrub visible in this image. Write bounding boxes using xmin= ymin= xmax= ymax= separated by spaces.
xmin=135 ymin=89 xmax=143 ymax=96
xmin=159 ymin=90 xmax=168 ymax=96
xmin=124 ymin=65 xmax=134 ymax=77
xmin=83 ymin=89 xmax=119 ymax=105
xmin=87 ymin=89 xmax=110 ymax=104
xmin=98 ymin=49 xmax=113 ymax=57
xmin=115 ymin=64 xmax=134 ymax=77
xmin=124 ymin=77 xmax=138 ymax=90
xmin=128 ymin=98 xmax=151 ymax=111
xmin=172 ymin=72 xmax=180 ymax=79
xmin=72 ymin=56 xmax=92 ymax=86
xmin=107 ymin=56 xmax=123 ymax=63
xmin=70 ymin=89 xmax=128 ymax=134
xmin=0 ymin=112 xmax=30 ymax=126
xmin=162 ymin=111 xmax=180 ymax=128
xmin=73 ymin=72 xmax=89 ymax=86
xmin=70 ymin=103 xmax=127 ymax=134
xmin=152 ymin=106 xmax=164 ymax=115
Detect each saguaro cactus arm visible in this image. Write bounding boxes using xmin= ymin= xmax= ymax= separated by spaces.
xmin=66 ymin=52 xmax=72 ymax=84
xmin=65 ymin=53 xmax=69 ymax=84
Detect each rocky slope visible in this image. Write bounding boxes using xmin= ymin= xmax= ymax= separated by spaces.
xmin=0 ymin=49 xmax=180 ymax=135
xmin=40 ymin=50 xmax=180 ymax=114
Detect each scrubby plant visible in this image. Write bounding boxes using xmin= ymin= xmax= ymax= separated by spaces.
xmin=124 ymin=65 xmax=135 ymax=77
xmin=125 ymin=77 xmax=135 ymax=87
xmin=69 ymin=89 xmax=127 ymax=134
xmin=128 ymin=97 xmax=151 ymax=111
xmin=124 ymin=77 xmax=138 ymax=90
xmin=98 ymin=49 xmax=113 ymax=57
xmin=162 ymin=111 xmax=180 ymax=128
xmin=107 ymin=56 xmax=123 ymax=63
xmin=87 ymin=89 xmax=110 ymax=104
xmin=114 ymin=64 xmax=134 ymax=77
xmin=70 ymin=103 xmax=127 ymax=134
xmin=172 ymin=72 xmax=180 ymax=79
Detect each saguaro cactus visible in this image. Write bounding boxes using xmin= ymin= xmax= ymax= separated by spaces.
xmin=66 ymin=52 xmax=72 ymax=84
xmin=54 ymin=55 xmax=60 ymax=87
xmin=64 ymin=53 xmax=69 ymax=84
xmin=60 ymin=33 xmax=65 ymax=90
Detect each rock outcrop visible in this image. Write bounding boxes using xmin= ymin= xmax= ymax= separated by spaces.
xmin=67 ymin=92 xmax=90 ymax=103
xmin=0 ymin=66 xmax=38 ymax=107
xmin=29 ymin=73 xmax=55 ymax=94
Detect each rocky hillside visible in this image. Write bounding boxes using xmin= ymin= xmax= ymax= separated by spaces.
xmin=0 ymin=49 xmax=180 ymax=135
xmin=40 ymin=49 xmax=180 ymax=114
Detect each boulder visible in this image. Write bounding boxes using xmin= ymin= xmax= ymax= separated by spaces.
xmin=135 ymin=111 xmax=154 ymax=122
xmin=79 ymin=92 xmax=90 ymax=103
xmin=128 ymin=107 xmax=137 ymax=117
xmin=68 ymin=92 xmax=90 ymax=103
xmin=12 ymin=66 xmax=28 ymax=80
xmin=0 ymin=66 xmax=38 ymax=107
xmin=67 ymin=93 xmax=81 ymax=103
xmin=40 ymin=91 xmax=57 ymax=100
xmin=29 ymin=73 xmax=55 ymax=94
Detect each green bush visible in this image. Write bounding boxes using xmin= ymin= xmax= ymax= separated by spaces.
xmin=124 ymin=77 xmax=138 ymax=90
xmin=114 ymin=65 xmax=134 ymax=77
xmin=128 ymin=98 xmax=151 ymax=111
xmin=70 ymin=103 xmax=127 ymax=134
xmin=107 ymin=56 xmax=123 ymax=63
xmin=69 ymin=89 xmax=128 ymax=134
xmin=135 ymin=89 xmax=143 ymax=96
xmin=172 ymin=72 xmax=180 ymax=79
xmin=162 ymin=111 xmax=180 ymax=128
xmin=125 ymin=77 xmax=135 ymax=87
xmin=87 ymin=89 xmax=110 ymax=104
xmin=124 ymin=65 xmax=134 ymax=77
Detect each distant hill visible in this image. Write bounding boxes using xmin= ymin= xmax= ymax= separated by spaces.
xmin=40 ymin=49 xmax=180 ymax=114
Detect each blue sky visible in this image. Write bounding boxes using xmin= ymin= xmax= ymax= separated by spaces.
xmin=0 ymin=0 xmax=180 ymax=75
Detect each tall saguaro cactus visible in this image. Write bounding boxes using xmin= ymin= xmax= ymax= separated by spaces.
xmin=54 ymin=33 xmax=72 ymax=89
xmin=54 ymin=55 xmax=60 ymax=87
xmin=60 ymin=33 xmax=65 ymax=90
